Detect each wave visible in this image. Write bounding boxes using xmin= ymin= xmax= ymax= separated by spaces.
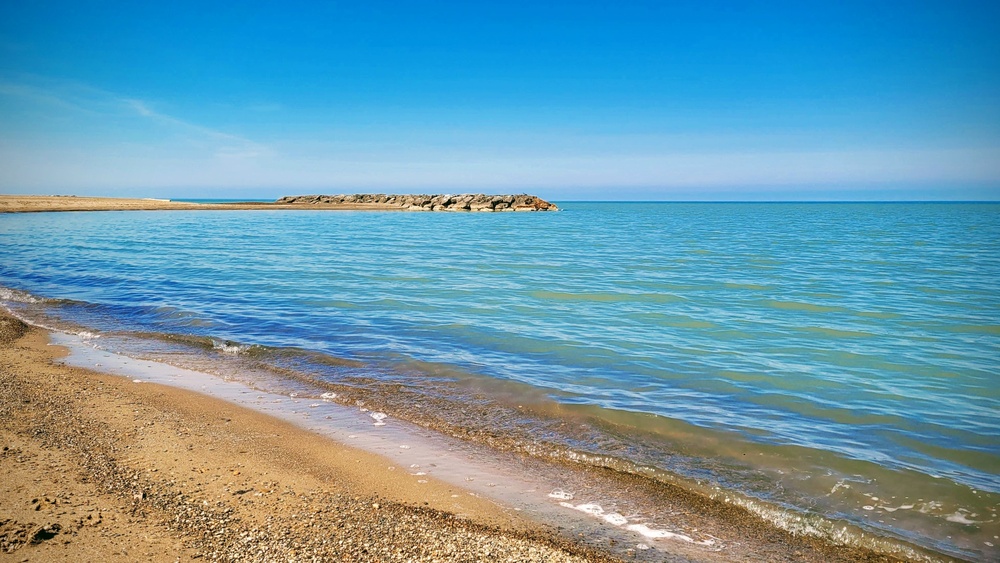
xmin=530 ymin=290 xmax=687 ymax=304
xmin=0 ymin=286 xmax=49 ymax=304
xmin=1 ymin=283 xmax=992 ymax=561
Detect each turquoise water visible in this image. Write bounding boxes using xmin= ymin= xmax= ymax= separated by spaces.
xmin=1 ymin=203 xmax=998 ymax=560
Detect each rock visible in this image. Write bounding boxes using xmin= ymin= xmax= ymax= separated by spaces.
xmin=29 ymin=523 xmax=61 ymax=544
xmin=275 ymin=194 xmax=557 ymax=212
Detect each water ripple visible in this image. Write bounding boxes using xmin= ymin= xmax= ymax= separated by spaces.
xmin=2 ymin=202 xmax=999 ymax=560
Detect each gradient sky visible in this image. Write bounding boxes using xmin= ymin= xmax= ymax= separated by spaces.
xmin=1 ymin=1 xmax=998 ymax=200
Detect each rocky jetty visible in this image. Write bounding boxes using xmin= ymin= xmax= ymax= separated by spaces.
xmin=275 ymin=193 xmax=558 ymax=212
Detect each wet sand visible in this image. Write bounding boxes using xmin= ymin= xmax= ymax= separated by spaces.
xmin=0 ymin=313 xmax=615 ymax=561
xmin=1 ymin=316 xmax=925 ymax=562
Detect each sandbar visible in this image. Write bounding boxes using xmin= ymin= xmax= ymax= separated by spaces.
xmin=0 ymin=194 xmax=558 ymax=213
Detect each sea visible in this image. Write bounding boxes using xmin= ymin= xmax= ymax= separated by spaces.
xmin=1 ymin=202 xmax=997 ymax=561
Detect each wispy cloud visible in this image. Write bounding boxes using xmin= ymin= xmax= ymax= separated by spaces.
xmin=2 ymin=76 xmax=997 ymax=198
xmin=0 ymin=76 xmax=271 ymax=160
xmin=246 ymin=102 xmax=284 ymax=113
xmin=0 ymin=80 xmax=98 ymax=114
xmin=119 ymin=97 xmax=270 ymax=158
xmin=124 ymin=98 xmax=155 ymax=117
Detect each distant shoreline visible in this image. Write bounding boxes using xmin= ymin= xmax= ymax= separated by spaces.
xmin=0 ymin=194 xmax=558 ymax=213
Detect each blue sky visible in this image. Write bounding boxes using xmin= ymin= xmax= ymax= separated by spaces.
xmin=1 ymin=1 xmax=998 ymax=200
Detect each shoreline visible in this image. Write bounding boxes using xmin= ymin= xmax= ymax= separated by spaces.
xmin=0 ymin=312 xmax=613 ymax=561
xmin=0 ymin=194 xmax=558 ymax=213
xmin=0 ymin=310 xmax=927 ymax=562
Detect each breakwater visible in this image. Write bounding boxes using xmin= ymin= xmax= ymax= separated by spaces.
xmin=275 ymin=193 xmax=558 ymax=211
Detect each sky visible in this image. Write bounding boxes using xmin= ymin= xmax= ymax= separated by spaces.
xmin=1 ymin=0 xmax=998 ymax=201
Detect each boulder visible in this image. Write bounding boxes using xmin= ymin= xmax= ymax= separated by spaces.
xmin=275 ymin=193 xmax=557 ymax=211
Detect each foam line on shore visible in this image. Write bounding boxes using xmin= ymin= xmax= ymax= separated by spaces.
xmin=1 ymin=297 xmax=954 ymax=562
xmin=49 ymin=330 xmax=719 ymax=559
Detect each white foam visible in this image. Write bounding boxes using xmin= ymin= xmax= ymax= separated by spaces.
xmin=918 ymin=501 xmax=943 ymax=514
xmin=556 ymin=499 xmax=714 ymax=546
xmin=370 ymin=412 xmax=388 ymax=426
xmin=0 ymin=288 xmax=42 ymax=303
xmin=320 ymin=392 xmax=338 ymax=400
xmin=47 ymin=331 xmax=752 ymax=559
xmin=604 ymin=512 xmax=628 ymax=526
xmin=946 ymin=511 xmax=978 ymax=525
xmin=830 ymin=480 xmax=851 ymax=494
xmin=559 ymin=502 xmax=604 ymax=516
xmin=1 ymin=306 xmax=101 ymax=339
xmin=547 ymin=489 xmax=574 ymax=500
xmin=212 ymin=340 xmax=250 ymax=355
xmin=625 ymin=523 xmax=695 ymax=543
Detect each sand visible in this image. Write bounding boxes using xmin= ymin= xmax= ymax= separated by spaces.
xmin=0 ymin=194 xmax=948 ymax=562
xmin=0 ymin=195 xmax=285 ymax=213
xmin=0 ymin=313 xmax=616 ymax=562
xmin=0 ymin=195 xmax=410 ymax=213
xmin=0 ymin=193 xmax=931 ymax=561
xmin=0 ymin=195 xmax=551 ymax=213
xmin=0 ymin=311 xmax=925 ymax=562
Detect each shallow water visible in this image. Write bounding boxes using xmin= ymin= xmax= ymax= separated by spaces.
xmin=1 ymin=202 xmax=998 ymax=560
xmin=49 ymin=331 xmax=728 ymax=560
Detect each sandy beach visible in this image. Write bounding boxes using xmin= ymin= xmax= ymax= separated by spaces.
xmin=0 ymin=195 xmax=322 ymax=213
xmin=0 ymin=313 xmax=616 ymax=562
xmin=0 ymin=310 xmax=923 ymax=562
xmin=0 ymin=198 xmax=945 ymax=562
xmin=2 ymin=1 xmax=993 ymax=559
